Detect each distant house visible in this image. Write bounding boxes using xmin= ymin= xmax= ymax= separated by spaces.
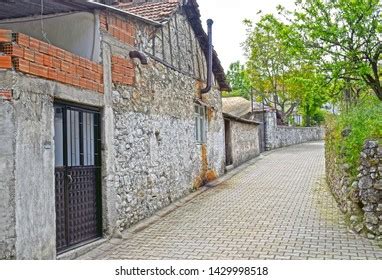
xmin=0 ymin=0 xmax=230 ymax=259
xmin=222 ymin=97 xmax=261 ymax=167
xmin=222 ymin=96 xmax=323 ymax=152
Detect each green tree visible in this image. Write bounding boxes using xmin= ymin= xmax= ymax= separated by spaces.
xmin=226 ymin=61 xmax=252 ymax=99
xmin=285 ymin=65 xmax=328 ymax=126
xmin=244 ymin=15 xmax=295 ymax=123
xmin=283 ymin=0 xmax=382 ymax=101
xmin=244 ymin=15 xmax=326 ymax=124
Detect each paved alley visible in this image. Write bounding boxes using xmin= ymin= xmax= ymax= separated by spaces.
xmin=78 ymin=142 xmax=382 ymax=260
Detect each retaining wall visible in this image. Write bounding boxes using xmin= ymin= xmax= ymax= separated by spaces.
xmin=264 ymin=111 xmax=324 ymax=150
xmin=326 ymin=137 xmax=382 ymax=239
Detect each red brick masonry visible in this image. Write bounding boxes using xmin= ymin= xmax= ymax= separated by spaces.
xmin=0 ymin=89 xmax=12 ymax=101
xmin=111 ymin=55 xmax=135 ymax=85
xmin=100 ymin=12 xmax=136 ymax=46
xmin=0 ymin=29 xmax=104 ymax=93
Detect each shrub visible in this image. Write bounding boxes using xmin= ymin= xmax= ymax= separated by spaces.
xmin=325 ymin=97 xmax=382 ymax=176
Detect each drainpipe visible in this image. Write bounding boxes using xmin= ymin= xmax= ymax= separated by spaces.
xmin=201 ymin=19 xmax=213 ymax=94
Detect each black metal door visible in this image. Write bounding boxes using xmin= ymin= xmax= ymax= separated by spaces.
xmin=54 ymin=103 xmax=102 ymax=254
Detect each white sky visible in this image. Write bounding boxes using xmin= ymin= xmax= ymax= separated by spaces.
xmin=198 ymin=0 xmax=296 ymax=70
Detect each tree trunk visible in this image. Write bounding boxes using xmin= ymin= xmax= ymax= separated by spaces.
xmin=365 ymin=60 xmax=382 ymax=101
xmin=373 ymin=86 xmax=382 ymax=101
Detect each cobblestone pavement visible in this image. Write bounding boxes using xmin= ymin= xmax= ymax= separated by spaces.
xmin=79 ymin=142 xmax=382 ymax=260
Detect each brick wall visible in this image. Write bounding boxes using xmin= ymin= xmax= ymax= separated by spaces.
xmin=0 ymin=89 xmax=12 ymax=101
xmin=100 ymin=12 xmax=136 ymax=46
xmin=111 ymin=55 xmax=135 ymax=85
xmin=99 ymin=12 xmax=137 ymax=86
xmin=0 ymin=29 xmax=104 ymax=93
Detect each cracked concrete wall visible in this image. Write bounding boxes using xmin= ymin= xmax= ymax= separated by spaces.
xmin=13 ymin=83 xmax=55 ymax=260
xmin=0 ymin=72 xmax=16 ymax=259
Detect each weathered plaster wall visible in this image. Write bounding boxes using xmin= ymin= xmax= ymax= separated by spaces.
xmin=326 ymin=138 xmax=382 ymax=240
xmin=265 ymin=111 xmax=324 ymax=150
xmin=0 ymin=71 xmax=16 ymax=259
xmin=13 ymin=82 xmax=55 ymax=260
xmin=230 ymin=121 xmax=260 ymax=167
xmin=0 ymin=70 xmax=104 ymax=259
xmin=102 ymin=14 xmax=225 ymax=234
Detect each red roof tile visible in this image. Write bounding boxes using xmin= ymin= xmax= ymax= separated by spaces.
xmin=117 ymin=1 xmax=179 ymax=23
xmin=108 ymin=0 xmax=230 ymax=91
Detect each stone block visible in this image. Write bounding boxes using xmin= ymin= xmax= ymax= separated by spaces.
xmin=359 ymin=176 xmax=373 ymax=189
xmin=365 ymin=212 xmax=379 ymax=225
xmin=374 ymin=181 xmax=382 ymax=190
xmin=376 ymin=204 xmax=382 ymax=212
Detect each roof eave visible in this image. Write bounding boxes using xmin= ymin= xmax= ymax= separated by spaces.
xmin=183 ymin=1 xmax=230 ymax=92
xmin=223 ymin=113 xmax=261 ymax=125
xmin=86 ymin=1 xmax=163 ymax=26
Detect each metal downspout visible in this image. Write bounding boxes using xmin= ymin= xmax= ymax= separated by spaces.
xmin=201 ymin=19 xmax=213 ymax=94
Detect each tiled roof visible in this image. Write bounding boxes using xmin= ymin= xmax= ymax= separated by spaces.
xmin=116 ymin=1 xmax=179 ymax=23
xmin=107 ymin=0 xmax=231 ymax=91
xmin=222 ymin=97 xmax=252 ymax=117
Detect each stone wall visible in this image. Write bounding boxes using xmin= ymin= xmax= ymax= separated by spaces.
xmin=101 ymin=13 xmax=225 ymax=235
xmin=326 ymin=139 xmax=382 ymax=239
xmin=139 ymin=12 xmax=208 ymax=82
xmin=265 ymin=111 xmax=324 ymax=150
xmin=229 ymin=120 xmax=260 ymax=167
xmin=0 ymin=8 xmax=226 ymax=259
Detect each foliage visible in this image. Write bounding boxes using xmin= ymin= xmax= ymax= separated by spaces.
xmin=225 ymin=61 xmax=252 ymax=100
xmin=325 ymin=96 xmax=382 ymax=176
xmin=281 ymin=0 xmax=382 ymax=101
xmin=226 ymin=0 xmax=381 ymax=128
xmin=285 ymin=65 xmax=329 ymax=126
xmin=244 ymin=15 xmax=298 ymax=123
xmin=243 ymin=14 xmax=329 ymax=125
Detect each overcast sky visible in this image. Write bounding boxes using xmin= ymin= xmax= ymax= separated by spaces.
xmin=198 ymin=0 xmax=296 ymax=71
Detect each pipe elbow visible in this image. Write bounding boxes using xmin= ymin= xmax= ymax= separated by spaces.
xmin=201 ymin=85 xmax=211 ymax=94
xmin=129 ymin=51 xmax=148 ymax=65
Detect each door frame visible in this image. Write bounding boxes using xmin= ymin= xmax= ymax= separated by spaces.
xmin=54 ymin=101 xmax=103 ymax=254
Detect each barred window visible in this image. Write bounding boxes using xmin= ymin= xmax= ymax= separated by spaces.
xmin=194 ymin=104 xmax=207 ymax=143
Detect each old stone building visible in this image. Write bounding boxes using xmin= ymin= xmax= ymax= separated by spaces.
xmin=222 ymin=96 xmax=324 ymax=153
xmin=222 ymin=97 xmax=261 ymax=168
xmin=0 ymin=0 xmax=230 ymax=259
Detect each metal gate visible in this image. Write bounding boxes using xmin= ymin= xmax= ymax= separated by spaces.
xmin=54 ymin=103 xmax=102 ymax=254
